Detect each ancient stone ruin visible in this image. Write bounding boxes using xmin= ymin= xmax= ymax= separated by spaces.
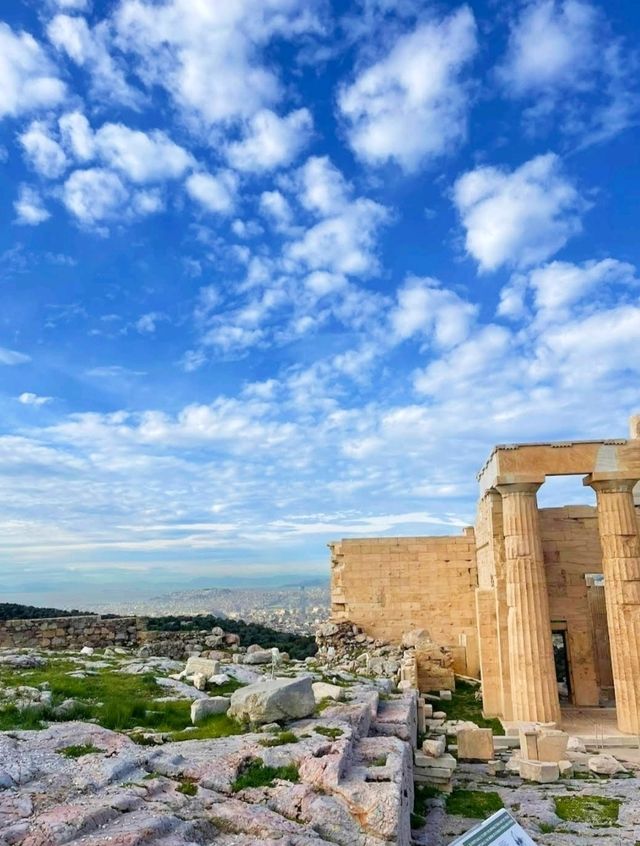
xmin=330 ymin=415 xmax=640 ymax=735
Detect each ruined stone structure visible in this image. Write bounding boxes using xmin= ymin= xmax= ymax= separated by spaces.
xmin=330 ymin=416 xmax=640 ymax=734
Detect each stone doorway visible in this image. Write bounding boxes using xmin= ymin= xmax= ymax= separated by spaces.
xmin=552 ymin=629 xmax=572 ymax=705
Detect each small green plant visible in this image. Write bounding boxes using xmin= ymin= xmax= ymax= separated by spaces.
xmin=58 ymin=743 xmax=103 ymax=758
xmin=415 ymin=783 xmax=442 ymax=802
xmin=314 ymin=725 xmax=343 ymax=739
xmin=371 ymin=755 xmax=387 ymax=767
xmin=170 ymin=713 xmax=246 ymax=742
xmin=438 ymin=681 xmax=504 ymax=735
xmin=314 ymin=698 xmax=333 ymax=714
xmin=410 ymin=812 xmax=426 ymax=828
xmin=231 ymin=759 xmax=299 ymax=792
xmin=446 ymin=789 xmax=504 ymax=819
xmin=259 ymin=730 xmax=299 ymax=747
xmin=176 ymin=779 xmax=198 ymax=796
xmin=554 ymin=795 xmax=620 ymax=827
xmin=539 ymin=822 xmax=556 ymax=833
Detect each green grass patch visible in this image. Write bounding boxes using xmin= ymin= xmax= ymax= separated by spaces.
xmin=58 ymin=743 xmax=103 ymax=758
xmin=442 ymin=682 xmax=504 ymax=735
xmin=259 ymin=730 xmax=299 ymax=747
xmin=170 ymin=713 xmax=246 ymax=742
xmin=207 ymin=677 xmax=244 ymax=697
xmin=231 ymin=758 xmax=299 ymax=792
xmin=176 ymin=779 xmax=198 ymax=796
xmin=314 ymin=697 xmax=334 ymax=714
xmin=415 ymin=783 xmax=442 ymax=803
xmin=410 ymin=812 xmax=426 ymax=828
xmin=314 ymin=725 xmax=343 ymax=739
xmin=371 ymin=755 xmax=387 ymax=767
xmin=554 ymin=795 xmax=620 ymax=827
xmin=446 ymin=789 xmax=504 ymax=819
xmin=539 ymin=822 xmax=556 ymax=833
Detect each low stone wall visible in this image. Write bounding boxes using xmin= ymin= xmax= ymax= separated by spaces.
xmin=0 ymin=615 xmax=146 ymax=650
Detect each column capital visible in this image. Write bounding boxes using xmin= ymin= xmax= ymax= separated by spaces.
xmin=495 ymin=475 xmax=544 ymax=496
xmin=583 ymin=472 xmax=640 ymax=494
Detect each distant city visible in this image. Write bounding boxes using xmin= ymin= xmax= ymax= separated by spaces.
xmin=94 ymin=583 xmax=330 ymax=636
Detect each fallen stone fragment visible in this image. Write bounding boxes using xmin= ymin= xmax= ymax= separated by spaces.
xmin=457 ymin=728 xmax=494 ymax=761
xmin=422 ymin=737 xmax=446 ymax=758
xmin=567 ymin=736 xmax=587 ymax=753
xmin=244 ymin=649 xmax=278 ymax=665
xmin=193 ymin=673 xmax=207 ymax=691
xmin=190 ymin=696 xmax=230 ymax=723
xmin=228 ymin=676 xmax=316 ymax=725
xmin=312 ymin=682 xmax=344 ymax=703
xmin=80 ymin=646 xmax=94 ymax=655
xmin=558 ymin=759 xmax=574 ymax=777
xmin=185 ymin=656 xmax=220 ymax=677
xmin=519 ymin=759 xmax=559 ymax=783
xmin=487 ymin=759 xmax=505 ymax=776
xmin=588 ymin=753 xmax=627 ymax=775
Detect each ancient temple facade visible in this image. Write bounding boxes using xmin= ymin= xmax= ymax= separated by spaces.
xmin=329 ymin=416 xmax=640 ymax=733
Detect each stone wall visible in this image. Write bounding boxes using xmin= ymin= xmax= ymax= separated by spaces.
xmin=0 ymin=615 xmax=145 ymax=649
xmin=329 ymin=532 xmax=480 ymax=677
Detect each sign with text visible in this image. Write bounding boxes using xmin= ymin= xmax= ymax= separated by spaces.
xmin=450 ymin=809 xmax=537 ymax=846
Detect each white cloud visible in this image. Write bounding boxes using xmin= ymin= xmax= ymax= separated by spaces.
xmin=114 ymin=0 xmax=320 ymax=128
xmin=0 ymin=23 xmax=66 ymax=119
xmin=297 ymin=156 xmax=349 ymax=216
xmin=18 ymin=392 xmax=53 ymax=406
xmin=19 ymin=121 xmax=67 ymax=178
xmin=186 ymin=171 xmax=238 ymax=215
xmin=52 ymin=0 xmax=90 ymax=8
xmin=499 ymin=258 xmax=638 ymax=321
xmin=135 ymin=312 xmax=166 ymax=334
xmin=287 ymin=197 xmax=388 ymax=276
xmin=62 ymin=168 xmax=128 ymax=225
xmin=0 ymin=347 xmax=31 ymax=365
xmin=58 ymin=111 xmax=95 ymax=160
xmin=391 ymin=276 xmax=477 ymax=348
xmin=47 ymin=14 xmax=142 ymax=108
xmin=338 ymin=7 xmax=477 ymax=171
xmin=94 ymin=123 xmax=193 ymax=183
xmin=497 ymin=1 xmax=638 ymax=145
xmin=226 ymin=108 xmax=313 ymax=172
xmin=14 ymin=186 xmax=51 ymax=226
xmin=453 ymin=153 xmax=585 ymax=272
xmin=259 ymin=190 xmax=293 ymax=230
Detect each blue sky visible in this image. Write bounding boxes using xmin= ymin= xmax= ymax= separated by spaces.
xmin=0 ymin=0 xmax=639 ymax=607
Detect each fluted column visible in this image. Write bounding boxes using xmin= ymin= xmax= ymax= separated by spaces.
xmin=586 ymin=476 xmax=640 ymax=733
xmin=496 ymin=482 xmax=561 ymax=723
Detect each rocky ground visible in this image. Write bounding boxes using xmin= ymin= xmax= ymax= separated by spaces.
xmin=0 ymin=635 xmax=415 ymax=846
xmin=2 ymin=627 xmax=640 ymax=845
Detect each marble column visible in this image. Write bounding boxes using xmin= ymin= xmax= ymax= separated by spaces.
xmin=496 ymin=482 xmax=561 ymax=724
xmin=587 ymin=476 xmax=640 ymax=733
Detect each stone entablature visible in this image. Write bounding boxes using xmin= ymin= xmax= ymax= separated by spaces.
xmin=0 ymin=615 xmax=145 ymax=649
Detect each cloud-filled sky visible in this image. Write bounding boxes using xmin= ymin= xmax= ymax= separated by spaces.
xmin=0 ymin=0 xmax=639 ymax=606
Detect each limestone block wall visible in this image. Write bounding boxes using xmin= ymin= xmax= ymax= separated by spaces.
xmin=0 ymin=615 xmax=145 ymax=649
xmin=329 ymin=532 xmax=480 ymax=676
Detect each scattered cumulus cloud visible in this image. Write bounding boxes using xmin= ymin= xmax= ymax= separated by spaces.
xmin=14 ymin=186 xmax=51 ymax=225
xmin=453 ymin=153 xmax=586 ymax=272
xmin=62 ymin=168 xmax=129 ymax=225
xmin=338 ymin=7 xmax=477 ymax=171
xmin=0 ymin=23 xmax=66 ymax=119
xmin=186 ymin=170 xmax=238 ymax=215
xmin=226 ymin=108 xmax=313 ymax=172
xmin=19 ymin=120 xmax=67 ymax=178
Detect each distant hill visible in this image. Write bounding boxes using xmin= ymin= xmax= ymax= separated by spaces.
xmin=0 ymin=603 xmax=96 ymax=621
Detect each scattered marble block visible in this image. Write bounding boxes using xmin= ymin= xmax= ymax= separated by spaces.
xmin=422 ymin=736 xmax=446 ymax=758
xmin=558 ymin=760 xmax=574 ymax=777
xmin=80 ymin=646 xmax=94 ymax=656
xmin=537 ymin=731 xmax=569 ymax=763
xmin=193 ymin=673 xmax=207 ymax=691
xmin=519 ymin=759 xmax=559 ymax=783
xmin=439 ymin=690 xmax=452 ymax=701
xmin=312 ymin=682 xmax=344 ymax=703
xmin=457 ymin=728 xmax=494 ymax=761
xmin=191 ymin=696 xmax=231 ymax=724
xmin=423 ymin=703 xmax=433 ymax=718
xmin=588 ymin=753 xmax=627 ymax=776
xmin=487 ymin=759 xmax=505 ymax=776
xmin=433 ymin=711 xmax=447 ymax=720
xmin=567 ymin=736 xmax=586 ymax=754
xmin=185 ymin=657 xmax=220 ymax=678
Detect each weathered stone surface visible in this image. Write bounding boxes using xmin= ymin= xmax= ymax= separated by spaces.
xmin=457 ymin=728 xmax=494 ymax=761
xmin=193 ymin=672 xmax=207 ymax=691
xmin=421 ymin=737 xmax=446 ymax=758
xmin=537 ymin=730 xmax=569 ymax=762
xmin=190 ymin=696 xmax=230 ymax=723
xmin=518 ymin=759 xmax=559 ymax=783
xmin=243 ymin=649 xmax=277 ymax=665
xmin=588 ymin=753 xmax=627 ymax=775
xmin=312 ymin=682 xmax=344 ymax=702
xmin=487 ymin=759 xmax=505 ymax=776
xmin=228 ymin=677 xmax=316 ymax=725
xmin=185 ymin=656 xmax=220 ymax=677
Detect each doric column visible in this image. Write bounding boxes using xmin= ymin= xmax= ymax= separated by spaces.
xmin=496 ymin=481 xmax=561 ymax=724
xmin=586 ymin=475 xmax=640 ymax=733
